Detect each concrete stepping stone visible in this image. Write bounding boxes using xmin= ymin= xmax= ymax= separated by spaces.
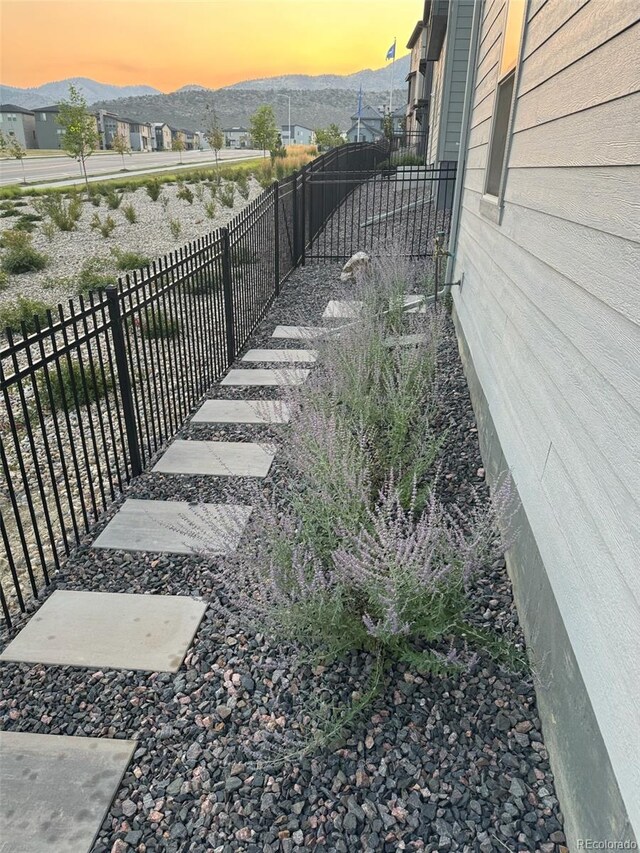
xmin=242 ymin=348 xmax=317 ymax=363
xmin=153 ymin=440 xmax=275 ymax=478
xmin=92 ymin=498 xmax=251 ymax=554
xmin=192 ymin=399 xmax=290 ymax=424
xmin=0 ymin=590 xmax=206 ymax=672
xmin=322 ymin=300 xmax=363 ymax=318
xmin=0 ymin=730 xmax=136 ymax=853
xmin=272 ymin=325 xmax=328 ymax=339
xmin=221 ymin=368 xmax=310 ymax=386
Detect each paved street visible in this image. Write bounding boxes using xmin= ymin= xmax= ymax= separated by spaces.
xmin=0 ymin=147 xmax=265 ymax=187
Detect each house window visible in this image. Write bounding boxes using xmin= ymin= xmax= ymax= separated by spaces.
xmin=484 ymin=0 xmax=526 ymax=198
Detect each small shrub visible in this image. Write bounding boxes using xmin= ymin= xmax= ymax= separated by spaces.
xmin=0 ymin=207 xmax=19 ymax=218
xmin=138 ymin=310 xmax=180 ymax=340
xmin=105 ymin=188 xmax=122 ymax=209
xmin=41 ymin=220 xmax=56 ymax=242
xmin=208 ymin=183 xmax=217 ymax=200
xmin=195 ymin=183 xmax=206 ymax=202
xmin=0 ymin=270 xmax=8 ymax=290
xmin=0 ymin=296 xmax=51 ymax=335
xmin=160 ymin=196 xmax=170 ymax=211
xmin=255 ymin=164 xmax=274 ymax=189
xmin=146 ymin=180 xmax=161 ymax=201
xmin=75 ymin=258 xmax=117 ymax=295
xmin=0 ymin=231 xmax=48 ymax=273
xmin=34 ymin=193 xmax=82 ymax=231
xmin=38 ymin=358 xmax=112 ymax=411
xmin=176 ymin=183 xmax=194 ymax=204
xmin=204 ymin=201 xmax=216 ymax=219
xmin=90 ymin=213 xmax=117 ymax=238
xmin=235 ymin=173 xmax=250 ymax=200
xmin=88 ymin=187 xmax=102 ymax=207
xmin=110 ymin=247 xmax=150 ymax=270
xmin=168 ymin=218 xmax=182 ymax=239
xmin=122 ymin=203 xmax=137 ymax=224
xmin=218 ymin=184 xmax=235 ymax=208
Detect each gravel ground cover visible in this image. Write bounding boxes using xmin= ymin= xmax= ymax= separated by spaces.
xmin=0 ymin=263 xmax=566 ymax=853
xmin=0 ymin=176 xmax=263 ymax=309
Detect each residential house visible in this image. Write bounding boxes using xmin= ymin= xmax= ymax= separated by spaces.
xmin=128 ymin=120 xmax=153 ymax=152
xmin=152 ymin=123 xmax=172 ymax=151
xmin=0 ymin=104 xmax=37 ymax=149
xmin=405 ymin=13 xmax=430 ymax=152
xmin=97 ymin=111 xmax=131 ymax=150
xmin=444 ymin=0 xmax=640 ymax=845
xmin=33 ymin=105 xmax=66 ymax=150
xmin=280 ymin=125 xmax=315 ymax=146
xmin=224 ymin=127 xmax=250 ymax=149
xmin=345 ymin=105 xmax=404 ymax=143
xmin=170 ymin=127 xmax=188 ymax=149
xmin=420 ymin=0 xmax=475 ymax=169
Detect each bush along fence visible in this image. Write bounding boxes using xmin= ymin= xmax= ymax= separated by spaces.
xmin=0 ymin=141 xmax=456 ymax=626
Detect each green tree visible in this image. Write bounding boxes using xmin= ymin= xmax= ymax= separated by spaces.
xmin=0 ymin=131 xmax=27 ymax=184
xmin=57 ymin=84 xmax=100 ymax=190
xmin=204 ymin=107 xmax=225 ymax=181
xmin=111 ymin=130 xmax=131 ymax=169
xmin=172 ymin=135 xmax=185 ymax=164
xmin=382 ymin=114 xmax=395 ymax=144
xmin=249 ymin=105 xmax=279 ymax=156
xmin=314 ymin=124 xmax=344 ymax=150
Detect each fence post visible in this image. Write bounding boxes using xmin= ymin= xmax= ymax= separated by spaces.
xmin=301 ymin=165 xmax=307 ymax=266
xmin=106 ymin=285 xmax=142 ymax=478
xmin=292 ymin=173 xmax=299 ymax=266
xmin=273 ymin=181 xmax=280 ymax=295
xmin=221 ymin=227 xmax=236 ymax=364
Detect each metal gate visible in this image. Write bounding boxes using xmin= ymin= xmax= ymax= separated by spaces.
xmin=304 ymin=164 xmax=457 ymax=261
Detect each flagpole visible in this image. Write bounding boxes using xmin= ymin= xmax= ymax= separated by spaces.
xmin=389 ymin=37 xmax=396 ymax=114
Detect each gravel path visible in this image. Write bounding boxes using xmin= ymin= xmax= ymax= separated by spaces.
xmin=0 ymin=263 xmax=565 ymax=853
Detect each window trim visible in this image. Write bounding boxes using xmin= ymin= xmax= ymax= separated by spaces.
xmin=481 ymin=0 xmax=529 ymax=221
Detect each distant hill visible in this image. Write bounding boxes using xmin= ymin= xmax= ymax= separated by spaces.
xmin=93 ymin=87 xmax=406 ymax=132
xmin=228 ymin=56 xmax=410 ymax=92
xmin=0 ymin=78 xmax=160 ymax=109
xmin=1 ymin=61 xmax=409 ymax=129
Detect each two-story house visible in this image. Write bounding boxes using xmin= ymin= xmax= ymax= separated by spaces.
xmin=280 ymin=125 xmax=315 ymax=146
xmin=128 ymin=120 xmax=153 ymax=152
xmin=0 ymin=104 xmax=37 ymax=149
xmin=224 ymin=127 xmax=251 ymax=149
xmin=152 ymin=123 xmax=172 ymax=151
xmin=97 ymin=111 xmax=131 ymax=150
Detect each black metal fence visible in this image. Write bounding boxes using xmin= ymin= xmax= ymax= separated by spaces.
xmin=306 ymin=163 xmax=457 ymax=261
xmin=0 ymin=142 xmax=456 ymax=626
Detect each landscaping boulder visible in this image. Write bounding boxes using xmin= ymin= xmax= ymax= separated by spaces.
xmin=340 ymin=251 xmax=371 ymax=283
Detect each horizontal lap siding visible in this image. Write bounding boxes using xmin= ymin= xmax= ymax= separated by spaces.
xmin=453 ymin=0 xmax=640 ymax=836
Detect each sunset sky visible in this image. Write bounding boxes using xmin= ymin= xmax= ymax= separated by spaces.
xmin=1 ymin=0 xmax=416 ymax=91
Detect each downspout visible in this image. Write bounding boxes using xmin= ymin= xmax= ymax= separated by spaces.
xmin=445 ymin=0 xmax=484 ymax=285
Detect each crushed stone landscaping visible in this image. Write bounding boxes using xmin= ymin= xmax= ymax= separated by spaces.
xmin=0 ymin=264 xmax=566 ymax=853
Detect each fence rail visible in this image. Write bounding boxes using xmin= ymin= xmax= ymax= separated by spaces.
xmin=0 ymin=142 xmax=455 ymax=627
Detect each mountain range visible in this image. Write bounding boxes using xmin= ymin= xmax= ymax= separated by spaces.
xmin=0 ymin=77 xmax=161 ymax=109
xmin=1 ymin=57 xmax=410 ymax=130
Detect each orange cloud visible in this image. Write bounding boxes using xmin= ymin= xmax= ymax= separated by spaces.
xmin=1 ymin=0 xmax=418 ymax=91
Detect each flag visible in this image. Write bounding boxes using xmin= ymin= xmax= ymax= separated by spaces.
xmin=357 ymin=85 xmax=363 ymax=117
xmin=386 ymin=41 xmax=396 ymax=61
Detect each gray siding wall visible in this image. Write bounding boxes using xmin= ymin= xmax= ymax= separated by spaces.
xmin=34 ymin=112 xmax=63 ymax=150
xmin=427 ymin=47 xmax=445 ymax=164
xmin=441 ymin=0 xmax=474 ymax=160
xmin=452 ymin=0 xmax=640 ymax=842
